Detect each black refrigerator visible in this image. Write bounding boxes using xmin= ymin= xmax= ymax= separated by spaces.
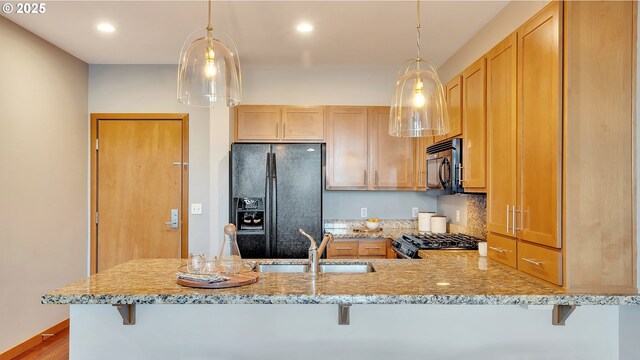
xmin=230 ymin=143 xmax=323 ymax=258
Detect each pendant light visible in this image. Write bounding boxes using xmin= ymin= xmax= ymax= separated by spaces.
xmin=389 ymin=0 xmax=448 ymax=137
xmin=177 ymin=0 xmax=241 ymax=108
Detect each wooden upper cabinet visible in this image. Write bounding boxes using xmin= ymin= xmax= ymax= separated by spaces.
xmin=415 ymin=136 xmax=434 ymax=191
xmin=235 ymin=106 xmax=281 ymax=141
xmin=235 ymin=105 xmax=325 ymax=143
xmin=282 ymin=106 xmax=324 ymax=141
xmin=517 ymin=2 xmax=562 ymax=248
xmin=370 ymin=107 xmax=415 ymax=190
xmin=461 ymin=57 xmax=487 ymax=192
xmin=434 ymin=76 xmax=463 ymax=143
xmin=486 ymin=34 xmax=517 ymax=237
xmin=326 ymin=107 xmax=370 ymax=190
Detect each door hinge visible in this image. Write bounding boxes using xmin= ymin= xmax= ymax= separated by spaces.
xmin=95 ymin=212 xmax=98 ymax=224
xmin=95 ymin=139 xmax=99 ymax=150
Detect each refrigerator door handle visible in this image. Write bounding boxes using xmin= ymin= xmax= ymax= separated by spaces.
xmin=271 ymin=153 xmax=277 ymax=257
xmin=265 ymin=153 xmax=271 ymax=257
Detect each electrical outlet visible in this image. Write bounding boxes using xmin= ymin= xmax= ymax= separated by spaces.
xmin=191 ymin=203 xmax=203 ymax=215
xmin=412 ymin=207 xmax=419 ymax=218
xmin=456 ymin=210 xmax=460 ymax=223
xmin=360 ymin=208 xmax=368 ymax=218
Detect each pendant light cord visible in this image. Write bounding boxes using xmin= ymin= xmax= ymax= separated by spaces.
xmin=416 ymin=0 xmax=421 ymax=66
xmin=207 ymin=0 xmax=212 ymax=31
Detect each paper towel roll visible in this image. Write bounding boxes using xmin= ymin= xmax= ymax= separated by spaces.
xmin=430 ymin=216 xmax=447 ymax=234
xmin=418 ymin=212 xmax=436 ymax=232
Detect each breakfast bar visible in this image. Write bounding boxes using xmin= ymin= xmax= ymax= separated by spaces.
xmin=43 ymin=253 xmax=640 ymax=360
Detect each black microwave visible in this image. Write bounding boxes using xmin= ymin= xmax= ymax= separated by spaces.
xmin=425 ymin=138 xmax=463 ymax=195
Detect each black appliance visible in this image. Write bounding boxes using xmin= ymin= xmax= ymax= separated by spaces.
xmin=230 ymin=143 xmax=323 ymax=258
xmin=425 ymin=138 xmax=463 ymax=195
xmin=391 ymin=233 xmax=482 ymax=259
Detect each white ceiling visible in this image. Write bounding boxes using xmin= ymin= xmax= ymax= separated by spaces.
xmin=3 ymin=1 xmax=510 ymax=68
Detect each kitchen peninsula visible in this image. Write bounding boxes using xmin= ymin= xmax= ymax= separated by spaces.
xmin=44 ymin=254 xmax=640 ymax=359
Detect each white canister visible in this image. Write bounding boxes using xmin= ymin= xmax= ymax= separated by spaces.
xmin=478 ymin=242 xmax=488 ymax=257
xmin=430 ymin=216 xmax=447 ymax=234
xmin=418 ymin=212 xmax=436 ymax=232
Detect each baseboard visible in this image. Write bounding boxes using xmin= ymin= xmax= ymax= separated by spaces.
xmin=0 ymin=318 xmax=69 ymax=360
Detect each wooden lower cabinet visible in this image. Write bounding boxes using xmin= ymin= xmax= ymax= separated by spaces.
xmin=327 ymin=238 xmax=393 ymax=259
xmin=327 ymin=240 xmax=358 ymax=258
xmin=517 ymin=241 xmax=562 ymax=286
xmin=486 ymin=233 xmax=517 ymax=269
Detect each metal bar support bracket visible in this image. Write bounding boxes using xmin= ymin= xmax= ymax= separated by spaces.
xmin=338 ymin=304 xmax=351 ymax=325
xmin=113 ymin=304 xmax=136 ymax=325
xmin=552 ymin=304 xmax=577 ymax=326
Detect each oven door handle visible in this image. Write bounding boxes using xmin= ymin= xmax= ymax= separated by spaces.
xmin=391 ymin=247 xmax=413 ymax=259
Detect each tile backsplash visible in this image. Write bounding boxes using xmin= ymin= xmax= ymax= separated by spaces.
xmin=438 ymin=194 xmax=486 ymax=239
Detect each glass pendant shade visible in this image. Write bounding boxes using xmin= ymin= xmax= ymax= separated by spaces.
xmin=390 ymin=59 xmax=449 ymax=137
xmin=177 ymin=29 xmax=241 ymax=108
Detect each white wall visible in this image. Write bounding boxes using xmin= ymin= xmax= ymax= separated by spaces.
xmin=323 ymin=191 xmax=436 ymax=220
xmin=438 ymin=0 xmax=548 ymax=82
xmin=0 ymin=17 xmax=88 ymax=352
xmin=618 ymin=4 xmax=640 ymax=359
xmin=88 ymin=65 xmax=211 ymax=255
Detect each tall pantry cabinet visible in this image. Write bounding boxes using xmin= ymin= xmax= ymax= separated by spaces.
xmin=487 ymin=1 xmax=636 ymax=293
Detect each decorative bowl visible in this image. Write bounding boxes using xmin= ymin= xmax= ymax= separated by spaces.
xmin=366 ymin=221 xmax=380 ymax=230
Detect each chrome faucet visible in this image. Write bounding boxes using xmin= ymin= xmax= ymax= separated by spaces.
xmin=299 ymin=229 xmax=334 ymax=275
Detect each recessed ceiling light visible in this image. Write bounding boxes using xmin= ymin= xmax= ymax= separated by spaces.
xmin=296 ymin=23 xmax=313 ymax=33
xmin=436 ymin=282 xmax=451 ymax=286
xmin=97 ymin=23 xmax=116 ymax=33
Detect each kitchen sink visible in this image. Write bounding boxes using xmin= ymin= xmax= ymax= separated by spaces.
xmin=255 ymin=262 xmax=375 ymax=274
xmin=319 ymin=263 xmax=375 ymax=273
xmin=255 ymin=264 xmax=309 ymax=273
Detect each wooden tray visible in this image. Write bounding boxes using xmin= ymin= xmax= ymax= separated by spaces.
xmin=353 ymin=227 xmax=383 ymax=233
xmin=177 ymin=271 xmax=259 ymax=289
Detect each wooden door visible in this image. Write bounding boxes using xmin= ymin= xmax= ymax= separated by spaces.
xmin=91 ymin=114 xmax=188 ymax=273
xmin=370 ymin=107 xmax=414 ymax=190
xmin=486 ymin=34 xmax=517 ymax=237
xmin=415 ymin=135 xmax=435 ymax=191
xmin=462 ymin=57 xmax=487 ymax=192
xmin=282 ymin=106 xmax=325 ymax=141
xmin=517 ymin=2 xmax=562 ymax=248
xmin=326 ymin=107 xmax=369 ymax=190
xmin=235 ymin=105 xmax=281 ymax=142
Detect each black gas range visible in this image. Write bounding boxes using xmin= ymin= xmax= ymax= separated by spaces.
xmin=391 ymin=233 xmax=482 ymax=259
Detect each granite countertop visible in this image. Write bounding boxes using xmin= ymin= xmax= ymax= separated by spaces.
xmin=324 ymin=219 xmax=416 ymax=239
xmin=326 ymin=228 xmax=411 ymax=240
xmin=42 ymin=252 xmax=640 ymax=306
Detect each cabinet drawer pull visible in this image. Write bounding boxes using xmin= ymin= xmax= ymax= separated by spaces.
xmin=363 ymin=170 xmax=368 ymax=186
xmin=522 ymin=258 xmax=543 ymax=266
xmin=489 ymin=246 xmax=507 ymax=253
xmin=336 ymin=248 xmax=353 ymax=251
xmin=365 ymin=246 xmax=381 ymax=250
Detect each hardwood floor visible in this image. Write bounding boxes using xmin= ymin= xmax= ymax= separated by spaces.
xmin=13 ymin=329 xmax=69 ymax=360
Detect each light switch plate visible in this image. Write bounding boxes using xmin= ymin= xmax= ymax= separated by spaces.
xmin=412 ymin=207 xmax=419 ymax=218
xmin=360 ymin=208 xmax=368 ymax=218
xmin=191 ymin=203 xmax=203 ymax=215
